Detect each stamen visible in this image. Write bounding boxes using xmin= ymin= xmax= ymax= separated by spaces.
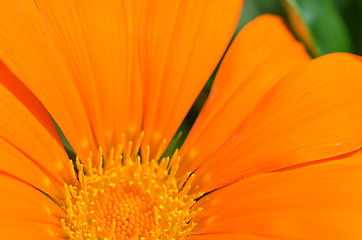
xmin=61 ymin=133 xmax=201 ymax=239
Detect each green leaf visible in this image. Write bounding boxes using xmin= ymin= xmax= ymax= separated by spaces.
xmin=283 ymin=0 xmax=353 ymax=57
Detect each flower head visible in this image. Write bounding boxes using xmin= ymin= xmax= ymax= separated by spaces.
xmin=1 ymin=1 xmax=362 ymax=239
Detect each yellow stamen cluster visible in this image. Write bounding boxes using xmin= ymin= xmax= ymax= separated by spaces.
xmin=61 ymin=133 xmax=202 ymax=239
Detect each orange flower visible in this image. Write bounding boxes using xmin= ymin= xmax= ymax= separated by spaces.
xmin=1 ymin=1 xmax=362 ymax=239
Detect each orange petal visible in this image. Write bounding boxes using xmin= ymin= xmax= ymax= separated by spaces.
xmin=0 ymin=0 xmax=99 ymax=159
xmin=32 ymin=0 xmax=145 ymax=153
xmin=189 ymin=234 xmax=261 ymax=240
xmin=191 ymin=52 xmax=362 ymax=193
xmin=0 ymin=173 xmax=65 ymax=239
xmin=0 ymin=138 xmax=63 ymax=198
xmin=193 ymin=150 xmax=362 ymax=239
xmin=140 ymin=0 xmax=243 ymax=155
xmin=0 ymin=63 xmax=74 ymax=196
xmin=0 ymin=220 xmax=64 ymax=240
xmin=0 ymin=61 xmax=61 ymax=146
xmin=180 ymin=14 xmax=310 ymax=174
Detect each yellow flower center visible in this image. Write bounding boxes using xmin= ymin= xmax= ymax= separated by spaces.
xmin=61 ymin=133 xmax=202 ymax=239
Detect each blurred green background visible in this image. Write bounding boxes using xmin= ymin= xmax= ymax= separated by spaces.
xmin=238 ymin=0 xmax=361 ymax=56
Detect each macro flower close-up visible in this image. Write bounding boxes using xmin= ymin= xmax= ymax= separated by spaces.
xmin=1 ymin=0 xmax=362 ymax=239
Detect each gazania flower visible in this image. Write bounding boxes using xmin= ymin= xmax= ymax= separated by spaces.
xmin=1 ymin=0 xmax=362 ymax=239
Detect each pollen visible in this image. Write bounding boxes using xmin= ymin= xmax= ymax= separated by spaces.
xmin=60 ymin=132 xmax=202 ymax=239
